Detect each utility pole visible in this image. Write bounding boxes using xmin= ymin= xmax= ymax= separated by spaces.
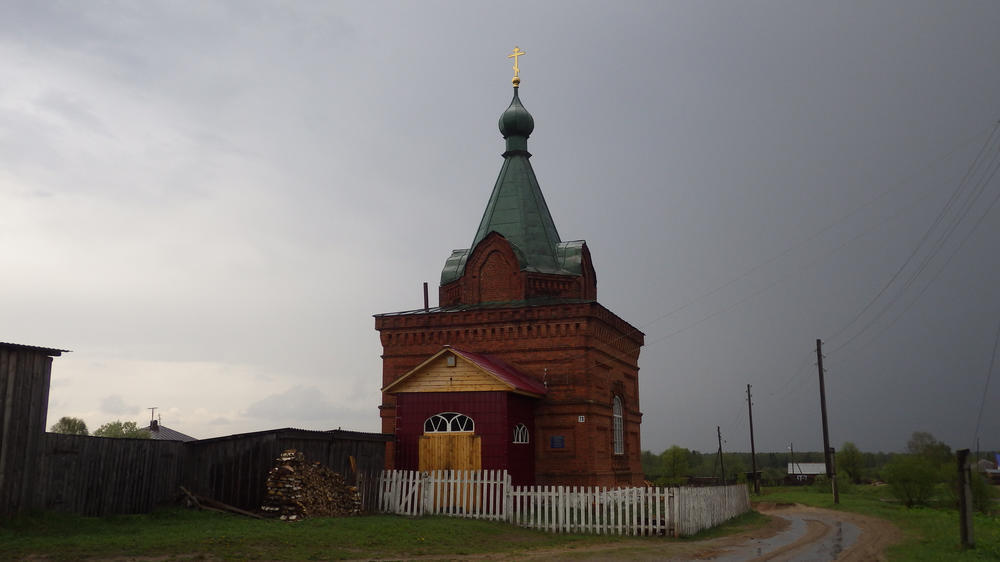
xmin=816 ymin=339 xmax=838 ymax=504
xmin=747 ymin=384 xmax=759 ymax=494
xmin=717 ymin=426 xmax=726 ymax=484
xmin=958 ymin=448 xmax=975 ymax=549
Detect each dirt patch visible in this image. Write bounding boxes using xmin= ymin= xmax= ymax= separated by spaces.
xmin=770 ymin=505 xmax=903 ymax=562
xmin=384 ymin=503 xmax=901 ymax=561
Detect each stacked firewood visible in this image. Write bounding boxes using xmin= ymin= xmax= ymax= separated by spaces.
xmin=260 ymin=449 xmax=361 ymax=521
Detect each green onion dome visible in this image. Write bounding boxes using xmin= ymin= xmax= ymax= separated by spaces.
xmin=499 ymin=88 xmax=534 ymax=139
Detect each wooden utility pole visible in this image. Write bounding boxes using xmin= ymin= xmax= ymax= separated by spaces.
xmin=830 ymin=446 xmax=840 ymax=504
xmin=958 ymin=448 xmax=975 ymax=549
xmin=816 ymin=339 xmax=838 ymax=504
xmin=747 ymin=384 xmax=760 ymax=494
xmin=717 ymin=426 xmax=726 ymax=484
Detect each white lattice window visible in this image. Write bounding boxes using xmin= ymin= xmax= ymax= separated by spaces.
xmin=513 ymin=423 xmax=529 ymax=444
xmin=612 ymin=396 xmax=624 ymax=455
xmin=424 ymin=412 xmax=475 ymax=433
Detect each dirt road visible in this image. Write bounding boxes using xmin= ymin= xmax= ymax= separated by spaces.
xmin=492 ymin=502 xmax=902 ymax=561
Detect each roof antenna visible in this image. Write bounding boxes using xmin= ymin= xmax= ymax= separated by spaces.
xmin=148 ymin=407 xmax=158 ymax=422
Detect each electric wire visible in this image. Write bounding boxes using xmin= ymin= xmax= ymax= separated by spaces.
xmin=824 ymin=121 xmax=1000 ymax=348
xmin=642 ymin=123 xmax=1000 ymax=349
xmin=851 ymin=166 xmax=1000 ymax=355
xmin=973 ymin=317 xmax=1000 ymax=447
xmin=827 ymin=136 xmax=1000 ymax=354
xmin=636 ymin=122 xmax=997 ymax=335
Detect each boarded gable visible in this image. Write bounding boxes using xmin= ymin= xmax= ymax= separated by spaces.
xmin=383 ymin=347 xmax=545 ymax=397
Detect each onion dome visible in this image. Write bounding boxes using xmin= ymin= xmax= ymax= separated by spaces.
xmin=499 ymin=88 xmax=535 ymax=141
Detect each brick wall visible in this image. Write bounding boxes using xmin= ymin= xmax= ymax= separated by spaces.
xmin=375 ymin=301 xmax=644 ymax=486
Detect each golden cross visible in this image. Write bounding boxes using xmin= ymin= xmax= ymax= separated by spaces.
xmin=507 ymin=46 xmax=525 ymax=85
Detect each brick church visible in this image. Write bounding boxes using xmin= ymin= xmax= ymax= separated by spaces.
xmin=375 ymin=54 xmax=644 ymax=486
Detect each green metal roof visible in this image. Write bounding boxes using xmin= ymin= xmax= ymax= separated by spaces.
xmin=442 ymin=88 xmax=584 ymax=284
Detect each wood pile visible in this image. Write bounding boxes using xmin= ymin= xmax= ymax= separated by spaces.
xmin=260 ymin=449 xmax=361 ymax=521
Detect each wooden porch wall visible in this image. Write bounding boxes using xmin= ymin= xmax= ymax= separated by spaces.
xmin=0 ymin=348 xmax=53 ymax=518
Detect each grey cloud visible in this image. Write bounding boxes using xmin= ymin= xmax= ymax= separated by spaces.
xmin=100 ymin=394 xmax=136 ymax=416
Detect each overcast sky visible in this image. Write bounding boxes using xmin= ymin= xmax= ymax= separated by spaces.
xmin=3 ymin=1 xmax=999 ymax=455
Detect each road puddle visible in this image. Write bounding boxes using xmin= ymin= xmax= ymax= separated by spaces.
xmin=711 ymin=510 xmax=860 ymax=561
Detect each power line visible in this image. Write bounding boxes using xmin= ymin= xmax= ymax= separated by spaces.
xmin=828 ymin=134 xmax=1000 ymax=354
xmin=851 ymin=167 xmax=1000 ymax=355
xmin=973 ymin=318 xmax=1000 ymax=447
xmin=825 ymin=121 xmax=1000 ymax=348
xmin=636 ymin=122 xmax=997 ymax=335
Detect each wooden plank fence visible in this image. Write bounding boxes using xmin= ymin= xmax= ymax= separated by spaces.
xmin=378 ymin=470 xmax=750 ymax=537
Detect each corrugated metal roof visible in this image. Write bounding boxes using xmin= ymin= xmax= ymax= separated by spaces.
xmin=787 ymin=462 xmax=827 ymax=475
xmin=145 ymin=424 xmax=197 ymax=442
xmin=448 ymin=347 xmax=548 ymax=396
xmin=0 ymin=342 xmax=70 ymax=356
xmin=188 ymin=427 xmax=393 ymax=445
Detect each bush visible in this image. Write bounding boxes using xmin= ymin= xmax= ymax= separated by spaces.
xmin=945 ymin=470 xmax=998 ymax=514
xmin=883 ymin=455 xmax=940 ymax=507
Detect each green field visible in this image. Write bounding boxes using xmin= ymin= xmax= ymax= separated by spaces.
xmin=761 ymin=485 xmax=1000 ymax=560
xmin=5 ymin=487 xmax=995 ymax=560
xmin=0 ymin=506 xmax=773 ymax=560
xmin=0 ymin=509 xmax=628 ymax=560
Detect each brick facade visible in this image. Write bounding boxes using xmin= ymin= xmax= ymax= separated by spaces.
xmin=376 ymin=268 xmax=644 ymax=485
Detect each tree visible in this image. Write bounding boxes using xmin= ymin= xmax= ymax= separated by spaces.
xmin=641 ymin=450 xmax=663 ymax=481
xmin=838 ymin=442 xmax=864 ymax=483
xmin=49 ymin=416 xmax=89 ymax=435
xmin=883 ymin=455 xmax=939 ymax=507
xmin=94 ymin=420 xmax=151 ymax=439
xmin=906 ymin=431 xmax=952 ymax=466
xmin=657 ymin=446 xmax=691 ymax=486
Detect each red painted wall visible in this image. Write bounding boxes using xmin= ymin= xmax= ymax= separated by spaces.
xmin=394 ymin=391 xmax=537 ymax=484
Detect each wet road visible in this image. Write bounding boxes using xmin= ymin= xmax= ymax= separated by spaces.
xmin=711 ymin=508 xmax=862 ymax=561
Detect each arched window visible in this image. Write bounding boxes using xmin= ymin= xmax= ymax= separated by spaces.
xmin=424 ymin=412 xmax=475 ymax=433
xmin=513 ymin=423 xmax=529 ymax=444
xmin=612 ymin=396 xmax=624 ymax=455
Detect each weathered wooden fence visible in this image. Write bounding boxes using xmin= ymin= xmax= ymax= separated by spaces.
xmin=8 ymin=428 xmax=390 ymax=517
xmin=378 ymin=470 xmax=750 ymax=537
xmin=182 ymin=428 xmax=390 ymax=511
xmin=35 ymin=434 xmax=185 ymax=516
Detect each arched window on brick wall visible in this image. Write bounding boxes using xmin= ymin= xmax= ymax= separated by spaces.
xmin=424 ymin=412 xmax=475 ymax=433
xmin=513 ymin=423 xmax=529 ymax=444
xmin=612 ymin=396 xmax=624 ymax=455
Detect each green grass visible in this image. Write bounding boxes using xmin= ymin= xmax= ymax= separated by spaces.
xmin=0 ymin=504 xmax=775 ymax=560
xmin=680 ymin=508 xmax=771 ymax=540
xmin=761 ymin=485 xmax=1000 ymax=560
xmin=0 ymin=508 xmax=639 ymax=560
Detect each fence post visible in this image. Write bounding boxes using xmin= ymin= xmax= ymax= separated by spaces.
xmin=503 ymin=471 xmax=512 ymax=523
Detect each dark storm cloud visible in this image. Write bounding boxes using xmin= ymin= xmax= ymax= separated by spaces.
xmin=2 ymin=1 xmax=999 ymax=452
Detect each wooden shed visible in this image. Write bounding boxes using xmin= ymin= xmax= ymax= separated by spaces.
xmin=0 ymin=342 xmax=66 ymax=517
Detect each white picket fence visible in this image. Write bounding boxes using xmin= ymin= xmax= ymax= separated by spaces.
xmin=377 ymin=469 xmax=750 ymax=537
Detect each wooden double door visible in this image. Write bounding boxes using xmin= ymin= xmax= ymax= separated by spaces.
xmin=417 ymin=432 xmax=481 ymax=471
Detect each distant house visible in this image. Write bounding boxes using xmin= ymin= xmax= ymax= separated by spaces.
xmin=786 ymin=462 xmax=826 ymax=484
xmin=144 ymin=419 xmax=196 ymax=442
